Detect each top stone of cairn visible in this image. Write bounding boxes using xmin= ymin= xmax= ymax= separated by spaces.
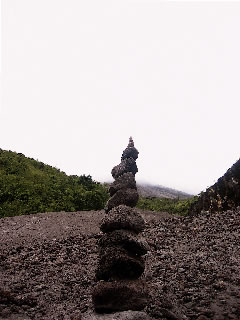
xmin=121 ymin=137 xmax=139 ymax=161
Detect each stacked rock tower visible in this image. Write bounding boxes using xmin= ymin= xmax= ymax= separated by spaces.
xmin=92 ymin=137 xmax=149 ymax=313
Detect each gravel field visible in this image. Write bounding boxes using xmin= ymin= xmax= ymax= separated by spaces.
xmin=0 ymin=209 xmax=239 ymax=320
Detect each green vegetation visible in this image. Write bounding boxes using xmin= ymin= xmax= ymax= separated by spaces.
xmin=137 ymin=196 xmax=197 ymax=216
xmin=0 ymin=149 xmax=198 ymax=218
xmin=0 ymin=149 xmax=109 ymax=218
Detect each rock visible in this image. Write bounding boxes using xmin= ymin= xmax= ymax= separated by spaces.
xmin=121 ymin=147 xmax=139 ymax=161
xmin=98 ymin=230 xmax=149 ymax=256
xmin=105 ymin=189 xmax=139 ymax=212
xmin=111 ymin=158 xmax=138 ymax=179
xmin=109 ymin=173 xmax=137 ymax=197
xmin=128 ymin=136 xmax=135 ymax=148
xmin=82 ymin=310 xmax=153 ymax=320
xmin=96 ymin=246 xmax=145 ymax=281
xmin=190 ymin=157 xmax=240 ymax=214
xmin=92 ymin=280 xmax=148 ymax=313
xmin=100 ymin=206 xmax=145 ymax=234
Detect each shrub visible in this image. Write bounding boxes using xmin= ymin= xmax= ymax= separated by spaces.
xmin=137 ymin=196 xmax=197 ymax=216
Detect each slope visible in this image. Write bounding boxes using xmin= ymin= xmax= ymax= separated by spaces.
xmin=137 ymin=183 xmax=193 ymax=199
xmin=191 ymin=157 xmax=240 ymax=214
xmin=0 ymin=149 xmax=108 ymax=218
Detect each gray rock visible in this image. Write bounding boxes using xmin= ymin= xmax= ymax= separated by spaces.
xmin=82 ymin=310 xmax=153 ymax=320
xmin=98 ymin=230 xmax=149 ymax=256
xmin=100 ymin=205 xmax=145 ymax=234
xmin=109 ymin=173 xmax=137 ymax=197
xmin=105 ymin=189 xmax=139 ymax=212
xmin=92 ymin=280 xmax=148 ymax=313
xmin=121 ymin=147 xmax=139 ymax=161
xmin=111 ymin=158 xmax=138 ymax=179
xmin=96 ymin=246 xmax=145 ymax=281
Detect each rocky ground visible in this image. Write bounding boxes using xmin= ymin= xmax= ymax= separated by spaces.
xmin=0 ymin=209 xmax=239 ymax=320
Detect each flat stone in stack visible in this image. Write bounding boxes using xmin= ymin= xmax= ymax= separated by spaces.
xmin=96 ymin=246 xmax=145 ymax=280
xmin=109 ymin=172 xmax=137 ymax=196
xmin=99 ymin=230 xmax=149 ymax=256
xmin=121 ymin=144 xmax=139 ymax=161
xmin=105 ymin=188 xmax=139 ymax=213
xmin=111 ymin=158 xmax=138 ymax=179
xmin=100 ymin=205 xmax=145 ymax=234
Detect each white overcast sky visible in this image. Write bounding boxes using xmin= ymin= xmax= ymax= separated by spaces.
xmin=1 ymin=0 xmax=240 ymax=194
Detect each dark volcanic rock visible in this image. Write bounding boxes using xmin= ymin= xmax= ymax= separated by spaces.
xmin=191 ymin=157 xmax=240 ymax=214
xmin=105 ymin=188 xmax=139 ymax=212
xmin=96 ymin=246 xmax=145 ymax=281
xmin=98 ymin=230 xmax=149 ymax=256
xmin=111 ymin=158 xmax=138 ymax=179
xmin=82 ymin=310 xmax=153 ymax=320
xmin=92 ymin=280 xmax=148 ymax=313
xmin=100 ymin=205 xmax=145 ymax=234
xmin=109 ymin=172 xmax=137 ymax=196
xmin=121 ymin=147 xmax=139 ymax=161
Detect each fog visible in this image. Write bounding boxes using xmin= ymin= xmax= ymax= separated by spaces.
xmin=1 ymin=1 xmax=240 ymax=194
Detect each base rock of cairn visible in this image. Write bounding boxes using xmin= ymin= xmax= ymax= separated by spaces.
xmin=92 ymin=137 xmax=149 ymax=313
xmin=82 ymin=310 xmax=153 ymax=320
xmin=92 ymin=280 xmax=148 ymax=313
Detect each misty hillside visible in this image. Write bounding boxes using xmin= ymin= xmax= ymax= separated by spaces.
xmin=137 ymin=183 xmax=193 ymax=199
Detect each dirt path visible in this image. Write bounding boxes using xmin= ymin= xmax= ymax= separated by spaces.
xmin=0 ymin=209 xmax=239 ymax=320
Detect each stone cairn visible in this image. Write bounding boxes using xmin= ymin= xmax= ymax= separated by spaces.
xmin=92 ymin=137 xmax=149 ymax=313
